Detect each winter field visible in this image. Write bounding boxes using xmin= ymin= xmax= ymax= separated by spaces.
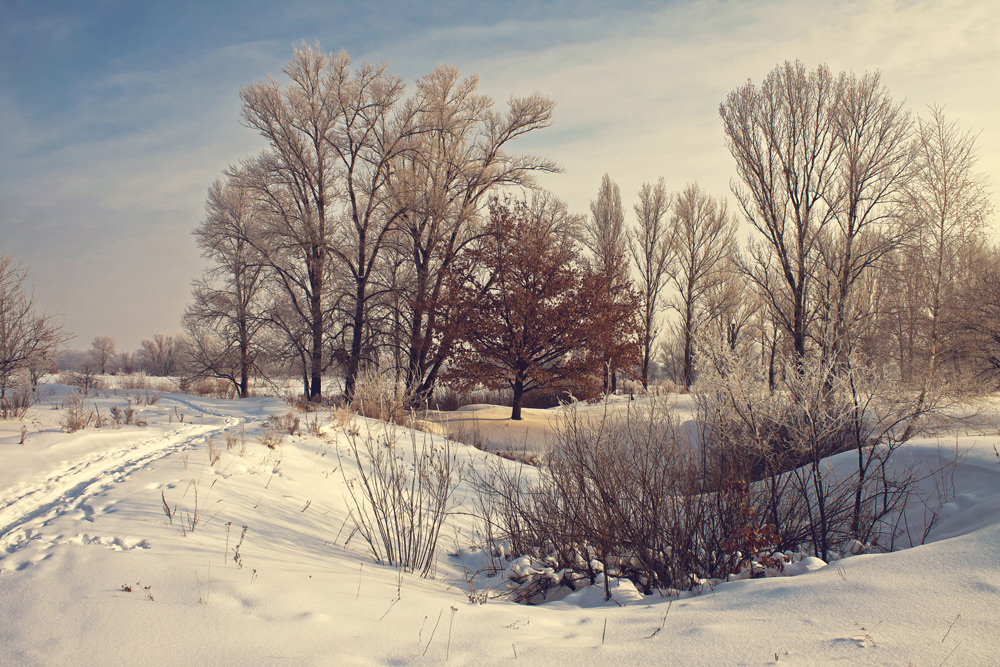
xmin=1 ymin=380 xmax=998 ymax=666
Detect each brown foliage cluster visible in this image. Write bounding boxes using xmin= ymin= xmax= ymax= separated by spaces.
xmin=444 ymin=199 xmax=640 ymax=419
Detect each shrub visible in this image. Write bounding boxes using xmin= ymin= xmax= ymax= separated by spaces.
xmin=118 ymin=372 xmax=150 ymax=390
xmin=0 ymin=382 xmax=33 ymax=419
xmin=180 ymin=377 xmax=236 ymax=399
xmin=475 ymin=402 xmax=748 ymax=601
xmin=340 ymin=422 xmax=463 ymax=577
xmin=474 ymin=356 xmax=934 ymax=602
xmin=60 ymin=370 xmax=106 ymax=393
xmin=350 ymin=367 xmax=410 ymax=424
xmin=60 ymin=392 xmax=93 ymax=432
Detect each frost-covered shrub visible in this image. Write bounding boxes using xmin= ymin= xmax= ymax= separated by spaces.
xmin=694 ymin=351 xmax=932 ymax=560
xmin=475 ymin=354 xmax=934 ymax=602
xmin=60 ymin=392 xmax=93 ymax=432
xmin=350 ymin=366 xmax=410 ymax=424
xmin=0 ymin=381 xmax=33 ymax=419
xmin=475 ymin=401 xmax=769 ymax=601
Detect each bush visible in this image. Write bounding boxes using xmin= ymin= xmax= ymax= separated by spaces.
xmin=0 ymin=382 xmax=33 ymax=419
xmin=59 ymin=370 xmax=106 ymax=393
xmin=340 ymin=422 xmax=463 ymax=577
xmin=475 ymin=402 xmax=756 ymax=601
xmin=350 ymin=367 xmax=410 ymax=424
xmin=60 ymin=392 xmax=93 ymax=432
xmin=474 ymin=356 xmax=935 ymax=602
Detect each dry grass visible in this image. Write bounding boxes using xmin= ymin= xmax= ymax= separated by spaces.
xmin=59 ymin=392 xmax=92 ymax=433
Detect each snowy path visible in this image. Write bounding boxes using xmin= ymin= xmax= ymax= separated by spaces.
xmin=0 ymin=418 xmax=239 ymax=556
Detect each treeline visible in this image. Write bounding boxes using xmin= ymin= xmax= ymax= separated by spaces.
xmin=181 ymin=48 xmax=999 ymax=411
xmin=57 ymin=334 xmax=181 ymax=377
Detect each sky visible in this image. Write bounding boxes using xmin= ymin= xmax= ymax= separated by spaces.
xmin=1 ymin=0 xmax=998 ymax=351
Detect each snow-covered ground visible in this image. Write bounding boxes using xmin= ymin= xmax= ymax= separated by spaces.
xmin=1 ymin=383 xmax=998 ymax=665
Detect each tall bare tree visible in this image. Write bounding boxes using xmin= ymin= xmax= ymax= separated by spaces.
xmin=818 ymin=70 xmax=913 ymax=367
xmin=183 ymin=175 xmax=268 ymax=398
xmin=665 ymin=183 xmax=737 ymax=391
xmin=321 ymin=56 xmax=425 ymax=401
xmin=239 ymin=45 xmax=345 ymax=400
xmin=904 ymin=106 xmax=993 ymax=401
xmin=628 ymin=178 xmax=672 ymax=388
xmin=89 ymin=335 xmax=117 ymax=375
xmin=585 ymin=173 xmax=632 ymax=390
xmin=387 ymin=66 xmax=557 ymax=405
xmin=720 ymin=61 xmax=843 ymax=365
xmin=0 ymin=253 xmax=68 ymax=400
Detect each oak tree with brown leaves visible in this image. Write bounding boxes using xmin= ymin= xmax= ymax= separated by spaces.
xmin=446 ymin=198 xmax=637 ymax=420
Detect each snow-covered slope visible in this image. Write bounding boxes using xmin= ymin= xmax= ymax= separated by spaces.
xmin=1 ymin=386 xmax=997 ymax=665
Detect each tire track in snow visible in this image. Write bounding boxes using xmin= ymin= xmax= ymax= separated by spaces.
xmin=0 ymin=418 xmax=240 ymax=553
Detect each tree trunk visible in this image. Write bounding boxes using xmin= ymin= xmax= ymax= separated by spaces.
xmin=344 ymin=283 xmax=367 ymax=402
xmin=511 ymin=378 xmax=525 ymax=421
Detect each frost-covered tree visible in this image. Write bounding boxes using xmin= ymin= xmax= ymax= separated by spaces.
xmin=628 ymin=178 xmax=671 ymax=388
xmin=666 ymin=183 xmax=737 ymax=391
xmin=903 ymin=106 xmax=993 ymax=401
xmin=720 ymin=61 xmax=842 ymax=365
xmin=238 ymin=45 xmax=346 ymax=401
xmin=139 ymin=334 xmax=176 ymax=377
xmin=183 ymin=174 xmax=269 ymax=398
xmin=584 ymin=174 xmax=633 ymax=390
xmin=386 ymin=66 xmax=557 ymax=405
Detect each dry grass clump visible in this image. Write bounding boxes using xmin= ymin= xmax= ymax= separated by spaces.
xmin=259 ymin=412 xmax=300 ymax=449
xmin=180 ymin=377 xmax=236 ymax=398
xmin=59 ymin=392 xmax=93 ymax=432
xmin=350 ymin=367 xmax=410 ymax=424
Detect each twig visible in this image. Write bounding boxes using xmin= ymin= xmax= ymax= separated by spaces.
xmin=422 ymin=609 xmax=444 ymax=656
xmin=646 ymin=599 xmax=672 ymax=638
xmin=446 ymin=606 xmax=457 ymax=661
xmin=941 ymin=613 xmax=961 ymax=643
xmin=938 ymin=640 xmax=963 ymax=666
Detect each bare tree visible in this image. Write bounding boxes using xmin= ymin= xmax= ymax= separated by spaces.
xmin=903 ymin=106 xmax=993 ymax=404
xmin=321 ymin=56 xmax=425 ymax=401
xmin=628 ymin=178 xmax=672 ymax=389
xmin=818 ymin=70 xmax=913 ymax=368
xmin=702 ymin=256 xmax=759 ymax=360
xmin=666 ymin=183 xmax=737 ymax=391
xmin=720 ymin=61 xmax=843 ymax=365
xmin=238 ymin=45 xmax=344 ymax=401
xmin=89 ymin=335 xmax=117 ymax=375
xmin=183 ymin=175 xmax=269 ymax=397
xmin=0 ymin=253 xmax=69 ymax=401
xmin=117 ymin=351 xmax=138 ymax=375
xmin=584 ymin=174 xmax=632 ymax=390
xmin=954 ymin=242 xmax=1000 ymax=389
xmin=387 ymin=66 xmax=557 ymax=405
xmin=139 ymin=334 xmax=176 ymax=377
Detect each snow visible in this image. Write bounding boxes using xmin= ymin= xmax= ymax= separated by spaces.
xmin=1 ymin=382 xmax=998 ymax=665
